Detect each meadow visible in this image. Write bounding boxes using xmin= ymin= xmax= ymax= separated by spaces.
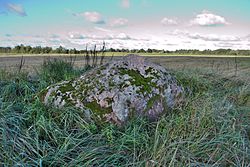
xmin=0 ymin=55 xmax=249 ymax=166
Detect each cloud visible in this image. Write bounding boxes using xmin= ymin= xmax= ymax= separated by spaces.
xmin=73 ymin=11 xmax=105 ymax=24
xmin=5 ymin=34 xmax=12 ymax=37
xmin=188 ymin=33 xmax=240 ymax=42
xmin=83 ymin=11 xmax=105 ymax=24
xmin=2 ymin=29 xmax=249 ymax=51
xmin=49 ymin=34 xmax=60 ymax=39
xmin=164 ymin=29 xmax=249 ymax=50
xmin=110 ymin=18 xmax=128 ymax=27
xmin=4 ymin=33 xmax=249 ymax=51
xmin=215 ymin=42 xmax=243 ymax=48
xmin=106 ymin=33 xmax=149 ymax=41
xmin=116 ymin=33 xmax=131 ymax=40
xmin=121 ymin=0 xmax=130 ymax=8
xmin=67 ymin=33 xmax=152 ymax=50
xmin=190 ymin=10 xmax=229 ymax=26
xmin=7 ymin=3 xmax=27 ymax=17
xmin=94 ymin=27 xmax=112 ymax=33
xmin=167 ymin=29 xmax=189 ymax=37
xmin=68 ymin=32 xmax=132 ymax=41
xmin=168 ymin=30 xmax=240 ymax=42
xmin=69 ymin=32 xmax=85 ymax=39
xmin=161 ymin=18 xmax=178 ymax=26
xmin=244 ymin=34 xmax=250 ymax=41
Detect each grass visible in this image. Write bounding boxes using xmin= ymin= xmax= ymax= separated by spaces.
xmin=0 ymin=57 xmax=249 ymax=166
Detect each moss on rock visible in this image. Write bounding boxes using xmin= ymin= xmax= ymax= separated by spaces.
xmin=146 ymin=95 xmax=161 ymax=111
xmin=85 ymin=100 xmax=112 ymax=118
xmin=119 ymin=68 xmax=157 ymax=94
xmin=40 ymin=54 xmax=185 ymax=125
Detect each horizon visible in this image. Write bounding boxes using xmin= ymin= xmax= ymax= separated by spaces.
xmin=2 ymin=44 xmax=250 ymax=52
xmin=1 ymin=0 xmax=250 ymax=51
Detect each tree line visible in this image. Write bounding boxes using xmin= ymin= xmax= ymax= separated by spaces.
xmin=1 ymin=44 xmax=250 ymax=55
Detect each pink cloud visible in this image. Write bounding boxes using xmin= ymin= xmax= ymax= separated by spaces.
xmin=121 ymin=0 xmax=130 ymax=8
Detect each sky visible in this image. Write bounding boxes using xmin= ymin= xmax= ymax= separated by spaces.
xmin=0 ymin=0 xmax=250 ymax=50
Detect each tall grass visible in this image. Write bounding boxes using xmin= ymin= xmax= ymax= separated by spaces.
xmin=0 ymin=59 xmax=249 ymax=166
xmin=39 ymin=58 xmax=79 ymax=84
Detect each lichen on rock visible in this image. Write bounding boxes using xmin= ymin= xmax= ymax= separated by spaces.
xmin=40 ymin=54 xmax=185 ymax=125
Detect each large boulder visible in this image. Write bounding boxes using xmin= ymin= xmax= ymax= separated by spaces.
xmin=40 ymin=55 xmax=184 ymax=125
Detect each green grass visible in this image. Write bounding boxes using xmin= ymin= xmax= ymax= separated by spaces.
xmin=0 ymin=58 xmax=249 ymax=166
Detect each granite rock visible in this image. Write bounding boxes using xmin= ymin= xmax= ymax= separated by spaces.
xmin=40 ymin=54 xmax=184 ymax=125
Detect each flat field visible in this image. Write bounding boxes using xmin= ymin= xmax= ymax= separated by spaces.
xmin=0 ymin=54 xmax=249 ymax=81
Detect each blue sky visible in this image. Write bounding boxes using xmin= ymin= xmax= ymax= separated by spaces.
xmin=1 ymin=0 xmax=250 ymax=50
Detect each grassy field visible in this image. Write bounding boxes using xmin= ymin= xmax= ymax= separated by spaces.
xmin=0 ymin=54 xmax=249 ymax=81
xmin=1 ymin=52 xmax=250 ymax=57
xmin=0 ymin=55 xmax=249 ymax=166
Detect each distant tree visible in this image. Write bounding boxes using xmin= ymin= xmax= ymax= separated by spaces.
xmin=69 ymin=48 xmax=77 ymax=54
xmin=109 ymin=48 xmax=116 ymax=52
xmin=130 ymin=49 xmax=137 ymax=53
xmin=147 ymin=48 xmax=152 ymax=53
xmin=55 ymin=46 xmax=66 ymax=54
xmin=42 ymin=47 xmax=52 ymax=54
xmin=138 ymin=49 xmax=146 ymax=53
xmin=121 ymin=48 xmax=129 ymax=52
xmin=13 ymin=45 xmax=21 ymax=53
xmin=26 ymin=46 xmax=32 ymax=53
xmin=1 ymin=44 xmax=250 ymax=56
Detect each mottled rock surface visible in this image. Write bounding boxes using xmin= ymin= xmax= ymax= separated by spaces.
xmin=40 ymin=55 xmax=184 ymax=125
